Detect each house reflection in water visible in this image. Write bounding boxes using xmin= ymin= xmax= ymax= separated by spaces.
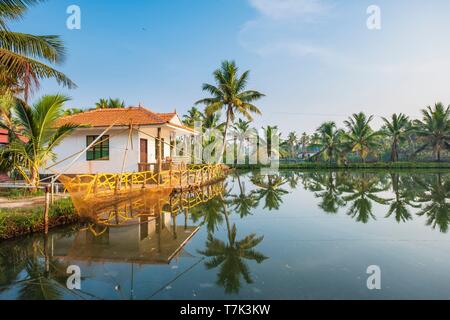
xmin=51 ymin=183 xmax=224 ymax=265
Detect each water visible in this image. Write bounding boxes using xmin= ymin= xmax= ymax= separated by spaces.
xmin=1 ymin=170 xmax=450 ymax=300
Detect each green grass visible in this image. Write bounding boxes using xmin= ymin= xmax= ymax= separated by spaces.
xmin=0 ymin=188 xmax=45 ymax=199
xmin=232 ymin=161 xmax=450 ymax=170
xmin=0 ymin=198 xmax=79 ymax=241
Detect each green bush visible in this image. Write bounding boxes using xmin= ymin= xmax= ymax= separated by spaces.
xmin=0 ymin=188 xmax=45 ymax=199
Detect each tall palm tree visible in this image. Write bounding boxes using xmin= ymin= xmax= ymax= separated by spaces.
xmin=382 ymin=113 xmax=411 ymax=162
xmin=344 ymin=112 xmax=382 ymax=163
xmin=285 ymin=131 xmax=298 ymax=159
xmin=413 ymin=103 xmax=450 ymax=162
xmin=314 ymin=121 xmax=344 ymax=164
xmin=196 ymin=61 xmax=264 ymax=162
xmin=0 ymin=0 xmax=76 ymax=101
xmin=182 ymin=106 xmax=203 ymax=128
xmin=0 ymin=94 xmax=79 ymax=187
xmin=261 ymin=125 xmax=282 ymax=159
xmin=299 ymin=132 xmax=310 ymax=158
xmin=232 ymin=119 xmax=251 ymax=163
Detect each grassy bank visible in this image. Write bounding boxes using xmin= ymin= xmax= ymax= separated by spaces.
xmin=232 ymin=162 xmax=450 ymax=170
xmin=0 ymin=188 xmax=45 ymax=199
xmin=0 ymin=198 xmax=79 ymax=241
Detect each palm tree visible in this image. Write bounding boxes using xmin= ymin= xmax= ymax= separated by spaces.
xmin=341 ymin=174 xmax=391 ymax=223
xmin=94 ymin=98 xmax=125 ymax=109
xmin=182 ymin=106 xmax=203 ymax=128
xmin=0 ymin=95 xmax=79 ymax=188
xmin=198 ymin=197 xmax=267 ymax=294
xmin=95 ymin=98 xmax=109 ymax=109
xmin=344 ymin=112 xmax=382 ymax=163
xmin=190 ymin=194 xmax=226 ymax=233
xmin=413 ymin=103 xmax=450 ymax=162
xmin=0 ymin=91 xmax=17 ymax=140
xmin=261 ymin=125 xmax=283 ymax=159
xmin=385 ymin=173 xmax=420 ymax=223
xmin=108 ymin=98 xmax=125 ymax=108
xmin=202 ymin=111 xmax=224 ymax=131
xmin=231 ymin=173 xmax=258 ymax=218
xmin=63 ymin=107 xmax=84 ymax=116
xmin=196 ymin=61 xmax=264 ymax=162
xmin=382 ymin=113 xmax=411 ymax=162
xmin=232 ymin=119 xmax=251 ymax=163
xmin=415 ymin=174 xmax=450 ymax=233
xmin=305 ymin=172 xmax=346 ymax=214
xmin=314 ymin=121 xmax=344 ymax=164
xmin=299 ymin=132 xmax=309 ymax=158
xmin=251 ymin=174 xmax=289 ymax=211
xmin=0 ymin=0 xmax=76 ymax=101
xmin=285 ymin=131 xmax=298 ymax=159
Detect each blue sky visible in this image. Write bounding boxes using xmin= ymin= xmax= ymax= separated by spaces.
xmin=12 ymin=0 xmax=450 ymax=134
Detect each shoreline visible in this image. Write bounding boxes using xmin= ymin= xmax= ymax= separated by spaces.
xmin=232 ymin=162 xmax=450 ymax=170
xmin=0 ymin=198 xmax=80 ymax=241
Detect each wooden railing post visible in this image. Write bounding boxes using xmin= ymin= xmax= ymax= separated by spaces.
xmin=93 ymin=175 xmax=98 ymax=194
xmin=44 ymin=184 xmax=51 ymax=235
xmin=114 ymin=175 xmax=119 ymax=195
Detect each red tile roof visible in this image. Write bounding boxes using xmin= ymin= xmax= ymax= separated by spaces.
xmin=55 ymin=107 xmax=194 ymax=132
xmin=0 ymin=130 xmax=8 ymax=144
xmin=0 ymin=129 xmax=28 ymax=144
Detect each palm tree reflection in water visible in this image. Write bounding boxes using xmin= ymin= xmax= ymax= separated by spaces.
xmin=198 ymin=194 xmax=268 ymax=294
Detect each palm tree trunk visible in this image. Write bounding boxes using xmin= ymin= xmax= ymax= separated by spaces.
xmin=219 ymin=106 xmax=232 ymax=164
xmin=30 ymin=166 xmax=39 ymax=192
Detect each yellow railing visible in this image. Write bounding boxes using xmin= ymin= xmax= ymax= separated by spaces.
xmin=61 ymin=164 xmax=229 ymax=201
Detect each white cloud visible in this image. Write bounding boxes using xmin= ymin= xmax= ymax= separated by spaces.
xmin=248 ymin=0 xmax=328 ymax=20
xmin=239 ymin=0 xmax=332 ymax=59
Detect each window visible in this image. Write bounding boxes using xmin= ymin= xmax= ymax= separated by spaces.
xmin=86 ymin=135 xmax=109 ymax=161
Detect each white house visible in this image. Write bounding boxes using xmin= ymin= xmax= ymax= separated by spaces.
xmin=42 ymin=106 xmax=196 ymax=175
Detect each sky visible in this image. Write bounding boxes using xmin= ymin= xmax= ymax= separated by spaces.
xmin=11 ymin=0 xmax=450 ymax=135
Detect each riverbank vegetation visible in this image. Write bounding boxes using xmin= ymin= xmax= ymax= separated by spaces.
xmin=0 ymin=198 xmax=78 ymax=241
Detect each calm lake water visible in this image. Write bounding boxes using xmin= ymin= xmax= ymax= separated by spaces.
xmin=1 ymin=170 xmax=450 ymax=300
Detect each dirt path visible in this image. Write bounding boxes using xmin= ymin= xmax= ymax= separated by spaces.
xmin=0 ymin=195 xmax=68 ymax=209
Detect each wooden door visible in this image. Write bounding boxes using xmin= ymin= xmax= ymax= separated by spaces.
xmin=140 ymin=139 xmax=148 ymax=164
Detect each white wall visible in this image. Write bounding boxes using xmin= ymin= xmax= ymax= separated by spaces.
xmin=42 ymin=126 xmax=178 ymax=175
xmin=42 ymin=128 xmax=140 ymax=175
xmin=138 ymin=126 xmax=174 ymax=163
xmin=40 ymin=127 xmax=185 ymax=174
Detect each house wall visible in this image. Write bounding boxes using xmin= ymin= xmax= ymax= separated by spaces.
xmin=41 ymin=128 xmax=139 ymax=175
xmin=138 ymin=126 xmax=174 ymax=163
xmin=41 ymin=126 xmax=179 ymax=175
